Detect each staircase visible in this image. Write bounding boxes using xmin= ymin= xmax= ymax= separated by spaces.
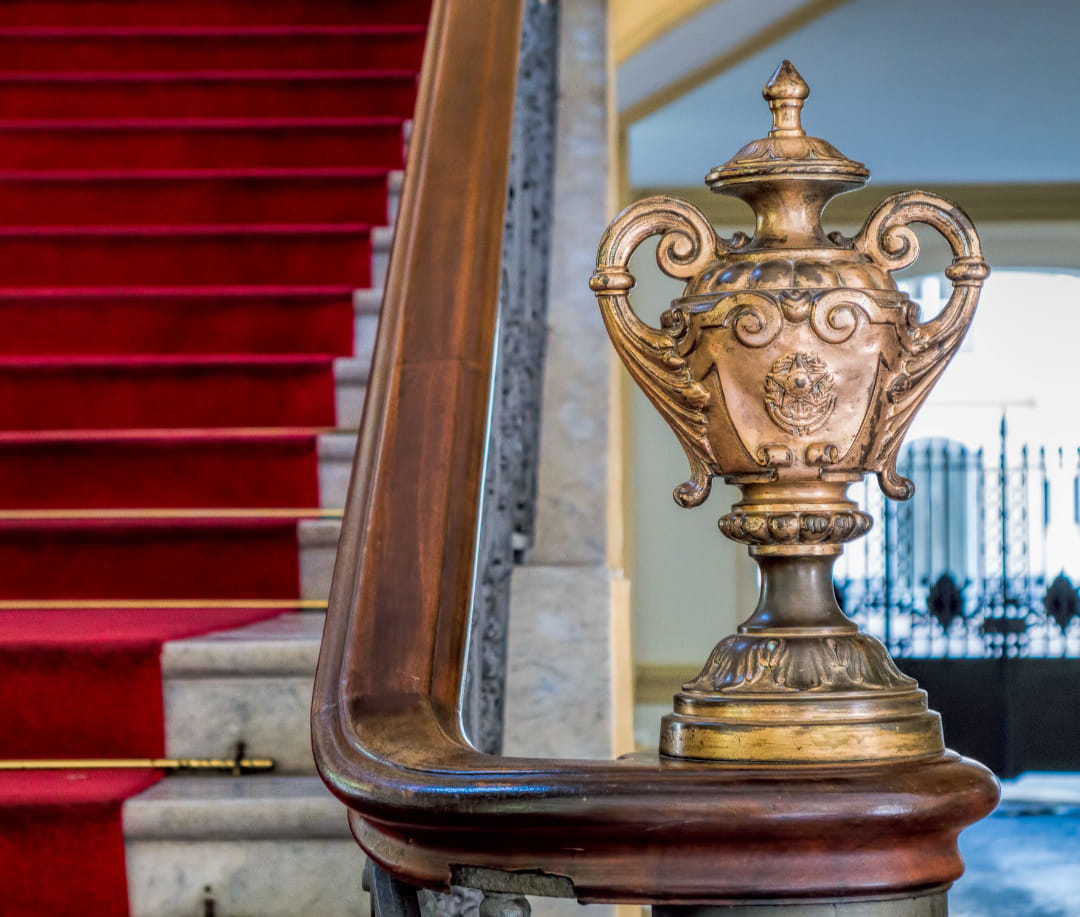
xmin=0 ymin=3 xmax=428 ymax=915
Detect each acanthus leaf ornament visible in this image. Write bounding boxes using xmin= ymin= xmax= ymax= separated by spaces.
xmin=590 ymin=60 xmax=989 ymax=765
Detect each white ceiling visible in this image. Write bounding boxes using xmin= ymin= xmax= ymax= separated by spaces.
xmin=624 ymin=0 xmax=1080 ymax=189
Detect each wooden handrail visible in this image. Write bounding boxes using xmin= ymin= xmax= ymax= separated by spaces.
xmin=312 ymin=0 xmax=522 ymax=803
xmin=311 ymin=0 xmax=996 ymax=903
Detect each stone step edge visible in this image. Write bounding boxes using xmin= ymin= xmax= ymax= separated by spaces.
xmin=122 ymin=774 xmax=352 ymax=841
xmin=333 ymin=355 xmax=370 ymax=384
xmin=317 ymin=430 xmax=357 ymax=460
xmin=162 ymin=609 xmax=323 ymax=678
xmin=298 ymin=515 xmax=342 ymax=548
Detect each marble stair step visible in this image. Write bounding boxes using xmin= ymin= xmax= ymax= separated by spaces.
xmin=386 ymin=169 xmax=403 ymax=225
xmin=162 ymin=611 xmax=323 ymax=775
xmin=369 ymin=223 xmax=393 ymax=290
xmin=123 ymin=775 xmax=369 ymax=917
xmin=349 ymin=170 xmax=397 ymax=357
xmin=332 ymin=356 xmax=369 ymax=430
xmin=298 ymin=516 xmax=342 ymax=602
xmin=353 ymin=287 xmax=382 ymax=365
xmin=317 ymin=431 xmax=358 ymax=509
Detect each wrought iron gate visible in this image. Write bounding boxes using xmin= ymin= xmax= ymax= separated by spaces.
xmin=835 ymin=420 xmax=1080 ymax=775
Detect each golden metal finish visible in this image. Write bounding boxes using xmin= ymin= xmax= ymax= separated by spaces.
xmin=591 ymin=62 xmax=988 ymax=762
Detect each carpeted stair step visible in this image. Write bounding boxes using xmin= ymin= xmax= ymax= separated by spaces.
xmin=161 ymin=612 xmax=323 ymax=775
xmin=0 ymin=168 xmax=396 ymax=226
xmin=0 ymin=429 xmax=335 ymax=509
xmin=0 ymin=8 xmax=423 ymax=913
xmin=3 ymin=770 xmax=163 ymax=915
xmin=0 ymin=0 xmax=430 ymax=28
xmin=0 ymin=429 xmax=357 ymax=509
xmin=0 ymin=355 xmax=337 ymax=429
xmin=123 ymin=776 xmax=367 ymax=917
xmin=0 ymin=117 xmax=407 ymax=171
xmin=0 ymin=287 xmax=356 ymax=356
xmin=0 ymin=604 xmax=300 ymax=760
xmin=0 ymin=25 xmax=426 ymax=72
xmin=0 ymin=223 xmax=374 ymax=288
xmin=0 ymin=70 xmax=418 ymax=119
xmin=0 ymin=514 xmax=327 ymax=600
xmin=0 ymin=284 xmax=389 ymax=357
xmin=0 ymin=5 xmax=425 ymax=913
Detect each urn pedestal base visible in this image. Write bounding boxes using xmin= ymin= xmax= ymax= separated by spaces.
xmin=660 ymin=682 xmax=945 ymax=762
xmin=659 ymin=553 xmax=946 ymax=763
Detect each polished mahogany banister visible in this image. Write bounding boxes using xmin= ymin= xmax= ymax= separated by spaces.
xmin=311 ymin=2 xmax=996 ymax=906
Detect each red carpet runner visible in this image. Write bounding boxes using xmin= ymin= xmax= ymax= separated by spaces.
xmin=0 ymin=3 xmax=428 ymax=914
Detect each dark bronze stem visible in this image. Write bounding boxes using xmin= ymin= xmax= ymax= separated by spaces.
xmin=740 ymin=553 xmax=855 ymax=633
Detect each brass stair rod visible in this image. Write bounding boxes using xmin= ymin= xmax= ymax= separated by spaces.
xmin=0 ymin=757 xmax=274 ymax=772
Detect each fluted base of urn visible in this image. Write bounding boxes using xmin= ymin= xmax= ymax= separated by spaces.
xmin=659 ymin=632 xmax=944 ymax=762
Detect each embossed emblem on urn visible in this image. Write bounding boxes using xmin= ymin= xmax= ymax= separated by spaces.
xmin=589 ymin=61 xmax=989 ymax=762
xmin=764 ymin=351 xmax=835 ymax=435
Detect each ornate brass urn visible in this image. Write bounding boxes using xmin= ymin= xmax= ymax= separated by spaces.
xmin=591 ymin=62 xmax=989 ymax=762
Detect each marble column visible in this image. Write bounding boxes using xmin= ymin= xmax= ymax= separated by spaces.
xmin=505 ymin=0 xmax=628 ymax=763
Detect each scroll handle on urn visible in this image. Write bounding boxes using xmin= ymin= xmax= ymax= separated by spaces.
xmin=853 ymin=189 xmax=989 ymax=353
xmin=588 ymin=195 xmax=726 ymax=508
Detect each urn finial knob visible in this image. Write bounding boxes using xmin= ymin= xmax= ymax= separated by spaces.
xmin=763 ymin=60 xmax=808 ymax=137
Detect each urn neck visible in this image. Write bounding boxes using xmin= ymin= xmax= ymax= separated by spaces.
xmin=740 ymin=553 xmax=855 ymax=633
xmin=729 ymin=179 xmax=842 ymax=249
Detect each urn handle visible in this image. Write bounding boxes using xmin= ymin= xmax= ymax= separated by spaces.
xmin=589 ymin=195 xmax=726 ymax=507
xmin=853 ymin=191 xmax=990 ymax=499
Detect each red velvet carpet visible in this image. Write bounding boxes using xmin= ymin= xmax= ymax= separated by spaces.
xmin=0 ymin=2 xmax=427 ymax=913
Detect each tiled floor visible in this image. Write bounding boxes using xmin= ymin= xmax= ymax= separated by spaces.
xmin=952 ymin=774 xmax=1080 ymax=916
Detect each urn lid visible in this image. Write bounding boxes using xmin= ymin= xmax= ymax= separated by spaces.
xmin=706 ymin=61 xmax=869 ymax=193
